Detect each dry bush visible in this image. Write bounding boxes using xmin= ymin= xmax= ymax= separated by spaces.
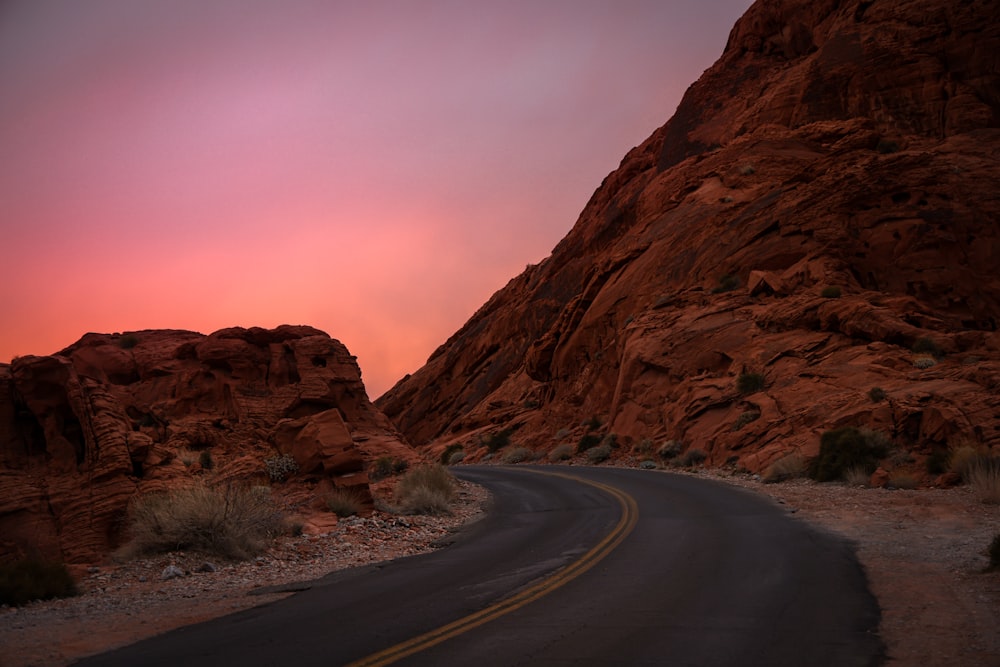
xmin=677 ymin=448 xmax=707 ymax=467
xmin=548 ymin=443 xmax=574 ymax=462
xmin=763 ymin=453 xmax=805 ymax=483
xmin=326 ymin=486 xmax=366 ymax=517
xmin=842 ymin=466 xmax=872 ymax=487
xmin=888 ymin=472 xmax=919 ymax=490
xmin=967 ymin=458 xmax=1000 ymax=504
xmin=120 ymin=482 xmax=284 ymax=560
xmin=949 ymin=443 xmax=985 ymax=479
xmin=0 ymin=560 xmax=77 ymax=607
xmin=502 ymin=446 xmax=533 ymax=464
xmin=396 ymin=465 xmax=456 ymax=515
xmin=586 ymin=444 xmax=612 ymax=464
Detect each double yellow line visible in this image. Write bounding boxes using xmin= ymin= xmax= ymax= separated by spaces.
xmin=347 ymin=470 xmax=639 ymax=667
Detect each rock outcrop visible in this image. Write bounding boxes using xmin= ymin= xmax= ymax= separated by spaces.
xmin=0 ymin=326 xmax=415 ymax=564
xmin=378 ymin=0 xmax=1000 ymax=474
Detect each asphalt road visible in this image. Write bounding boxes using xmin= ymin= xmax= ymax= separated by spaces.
xmin=73 ymin=466 xmax=884 ymax=667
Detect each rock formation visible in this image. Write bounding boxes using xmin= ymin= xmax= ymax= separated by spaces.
xmin=0 ymin=326 xmax=415 ymax=564
xmin=378 ymin=0 xmax=1000 ymax=474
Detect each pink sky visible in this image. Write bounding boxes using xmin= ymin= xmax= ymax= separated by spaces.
xmin=0 ymin=0 xmax=753 ymax=398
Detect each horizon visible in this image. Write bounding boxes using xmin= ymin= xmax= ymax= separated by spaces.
xmin=0 ymin=0 xmax=754 ymax=398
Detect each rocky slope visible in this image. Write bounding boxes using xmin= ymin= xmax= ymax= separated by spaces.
xmin=0 ymin=326 xmax=417 ymax=564
xmin=378 ymin=0 xmax=1000 ymax=473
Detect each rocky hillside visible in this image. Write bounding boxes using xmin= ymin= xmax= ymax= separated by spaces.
xmin=377 ymin=0 xmax=1000 ymax=473
xmin=0 ymin=326 xmax=416 ymax=564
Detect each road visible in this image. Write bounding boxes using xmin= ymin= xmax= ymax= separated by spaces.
xmin=74 ymin=466 xmax=884 ymax=666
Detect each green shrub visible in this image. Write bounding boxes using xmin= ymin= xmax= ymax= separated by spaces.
xmin=712 ymin=274 xmax=740 ymax=294
xmin=264 ymin=454 xmax=299 ymax=482
xmin=396 ymin=465 xmax=455 ymax=515
xmin=0 ymin=559 xmax=78 ymax=607
xmin=988 ymin=534 xmax=1000 ymax=571
xmin=502 ymin=447 xmax=532 ymax=464
xmin=440 ymin=444 xmax=464 ymax=465
xmin=482 ymin=429 xmax=512 ymax=453
xmin=807 ymin=426 xmax=891 ymax=482
xmin=657 ymin=440 xmax=682 ymax=460
xmin=820 ymin=286 xmax=842 ymax=298
xmin=678 ymin=448 xmax=707 ymax=467
xmin=326 ymin=486 xmax=366 ymax=517
xmin=576 ymin=433 xmax=602 ymax=454
xmin=586 ymin=444 xmax=612 ymax=464
xmin=736 ymin=372 xmax=765 ymax=395
xmin=548 ymin=443 xmax=574 ymax=462
xmin=868 ymin=387 xmax=887 ymax=403
xmin=733 ymin=410 xmax=760 ymax=431
xmin=121 ymin=482 xmax=284 ymax=560
xmin=763 ymin=453 xmax=805 ymax=483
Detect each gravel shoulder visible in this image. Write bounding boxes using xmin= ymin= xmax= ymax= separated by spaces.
xmin=2 ymin=470 xmax=998 ymax=667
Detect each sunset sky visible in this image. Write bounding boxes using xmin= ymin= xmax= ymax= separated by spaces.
xmin=0 ymin=0 xmax=753 ymax=398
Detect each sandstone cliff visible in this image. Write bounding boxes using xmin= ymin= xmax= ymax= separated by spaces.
xmin=378 ymin=0 xmax=1000 ymax=473
xmin=0 ymin=326 xmax=415 ymax=564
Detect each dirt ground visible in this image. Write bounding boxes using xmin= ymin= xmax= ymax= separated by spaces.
xmin=1 ymin=470 xmax=997 ymax=667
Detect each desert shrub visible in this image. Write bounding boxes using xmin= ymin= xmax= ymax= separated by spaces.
xmin=967 ymin=458 xmax=1000 ymax=504
xmin=677 ymin=448 xmax=707 ymax=467
xmin=199 ymin=449 xmax=214 ymax=470
xmin=122 ymin=482 xmax=283 ymax=560
xmin=843 ymin=466 xmax=872 ymax=487
xmin=712 ymin=274 xmax=740 ymax=294
xmin=326 ymin=486 xmax=366 ymax=517
xmin=482 ymin=429 xmax=512 ymax=453
xmin=912 ymin=337 xmax=943 ymax=358
xmin=447 ymin=450 xmax=465 ymax=465
xmin=0 ymin=559 xmax=77 ymax=607
xmin=876 ymin=139 xmax=900 ymax=154
xmin=658 ymin=440 xmax=682 ymax=460
xmin=913 ymin=356 xmax=937 ymax=369
xmin=370 ymin=456 xmax=394 ymax=480
xmin=119 ymin=334 xmax=139 ymax=349
xmin=926 ymin=448 xmax=949 ymax=475
xmin=868 ymin=387 xmax=887 ymax=403
xmin=601 ymin=433 xmax=618 ymax=449
xmin=949 ymin=444 xmax=985 ymax=479
xmin=576 ymin=433 xmax=602 ymax=454
xmin=633 ymin=438 xmax=655 ymax=455
xmin=502 ymin=447 xmax=533 ymax=464
xmin=396 ymin=465 xmax=455 ymax=515
xmin=736 ymin=372 xmax=765 ymax=395
xmin=808 ymin=426 xmax=891 ymax=482
xmin=733 ymin=410 xmax=760 ymax=431
xmin=264 ymin=454 xmax=299 ymax=482
xmin=440 ymin=444 xmax=464 ymax=465
xmin=888 ymin=472 xmax=919 ymax=490
xmin=820 ymin=286 xmax=842 ymax=298
xmin=739 ymin=163 xmax=756 ymax=175
xmin=586 ymin=444 xmax=612 ymax=464
xmin=583 ymin=415 xmax=602 ymax=432
xmin=392 ymin=458 xmax=410 ymax=474
xmin=548 ymin=443 xmax=574 ymax=462
xmin=639 ymin=459 xmax=657 ymax=470
xmin=763 ymin=453 xmax=805 ymax=483
xmin=988 ymin=534 xmax=1000 ymax=571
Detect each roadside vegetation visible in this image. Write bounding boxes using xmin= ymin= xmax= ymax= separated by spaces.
xmin=395 ymin=465 xmax=456 ymax=515
xmin=0 ymin=559 xmax=78 ymax=607
xmin=119 ymin=481 xmax=284 ymax=560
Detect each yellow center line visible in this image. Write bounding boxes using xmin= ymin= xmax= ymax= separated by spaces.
xmin=345 ymin=469 xmax=640 ymax=667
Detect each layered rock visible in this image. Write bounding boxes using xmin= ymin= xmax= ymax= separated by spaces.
xmin=0 ymin=326 xmax=415 ymax=564
xmin=378 ymin=0 xmax=1000 ymax=474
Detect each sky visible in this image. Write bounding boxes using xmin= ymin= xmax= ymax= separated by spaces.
xmin=0 ymin=0 xmax=754 ymax=398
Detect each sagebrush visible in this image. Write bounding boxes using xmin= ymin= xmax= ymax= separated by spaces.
xmin=121 ymin=482 xmax=284 ymax=560
xmin=396 ymin=465 xmax=455 ymax=515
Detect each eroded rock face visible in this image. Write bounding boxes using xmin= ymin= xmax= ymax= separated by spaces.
xmin=378 ymin=0 xmax=1000 ymax=473
xmin=0 ymin=326 xmax=415 ymax=564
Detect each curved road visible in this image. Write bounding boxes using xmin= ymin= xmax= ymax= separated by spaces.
xmin=74 ymin=466 xmax=884 ymax=666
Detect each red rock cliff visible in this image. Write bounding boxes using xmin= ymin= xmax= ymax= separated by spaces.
xmin=377 ymin=0 xmax=1000 ymax=470
xmin=0 ymin=326 xmax=415 ymax=564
